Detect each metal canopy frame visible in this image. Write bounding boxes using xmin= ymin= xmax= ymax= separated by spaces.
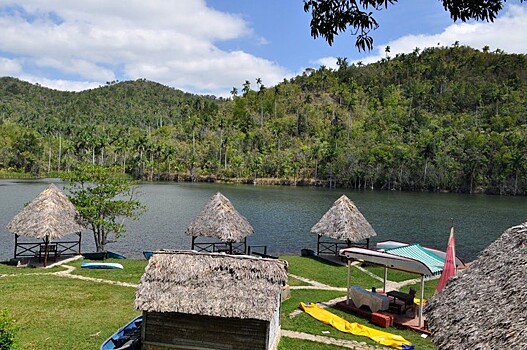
xmin=340 ymin=246 xmax=434 ymax=328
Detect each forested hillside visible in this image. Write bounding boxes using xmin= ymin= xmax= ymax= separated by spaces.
xmin=1 ymin=45 xmax=526 ymax=194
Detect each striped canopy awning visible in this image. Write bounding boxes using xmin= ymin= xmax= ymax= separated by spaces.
xmin=385 ymin=244 xmax=445 ymax=276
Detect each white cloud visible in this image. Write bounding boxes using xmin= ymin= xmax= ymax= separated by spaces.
xmin=352 ymin=4 xmax=527 ymax=65
xmin=125 ymin=50 xmax=291 ymax=97
xmin=34 ymin=57 xmax=115 ymax=81
xmin=312 ymin=57 xmax=338 ymax=70
xmin=20 ymin=74 xmax=101 ymax=91
xmin=2 ymin=1 xmax=525 ymax=96
xmin=0 ymin=0 xmax=291 ymax=96
xmin=0 ymin=57 xmax=22 ymax=76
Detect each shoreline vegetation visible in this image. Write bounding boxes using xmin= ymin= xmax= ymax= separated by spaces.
xmin=1 ymin=45 xmax=527 ymax=196
xmin=0 ymin=256 xmax=438 ymax=350
xmin=0 ymin=172 xmax=486 ymax=194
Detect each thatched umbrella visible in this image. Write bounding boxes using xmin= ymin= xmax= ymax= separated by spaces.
xmin=6 ymin=183 xmax=85 ymax=266
xmin=311 ymin=195 xmax=377 ymax=254
xmin=185 ymin=192 xmax=254 ymax=254
xmin=424 ymin=223 xmax=527 ymax=349
xmin=135 ymin=250 xmax=288 ymax=321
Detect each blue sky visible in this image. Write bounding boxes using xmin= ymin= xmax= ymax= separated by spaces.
xmin=0 ymin=0 xmax=526 ymax=97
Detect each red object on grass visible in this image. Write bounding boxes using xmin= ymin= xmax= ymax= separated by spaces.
xmin=371 ymin=312 xmax=394 ymax=328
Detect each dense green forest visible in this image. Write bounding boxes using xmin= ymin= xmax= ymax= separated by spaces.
xmin=1 ymin=45 xmax=526 ymax=194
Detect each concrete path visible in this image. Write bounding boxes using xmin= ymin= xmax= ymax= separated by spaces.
xmin=1 ymin=257 xmax=138 ymax=288
xmin=282 ymin=330 xmax=380 ymax=350
xmin=289 ymin=273 xmax=347 ymax=291
xmin=53 ymin=264 xmax=138 ymax=288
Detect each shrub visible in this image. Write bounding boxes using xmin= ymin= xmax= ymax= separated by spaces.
xmin=0 ymin=309 xmax=17 ymax=350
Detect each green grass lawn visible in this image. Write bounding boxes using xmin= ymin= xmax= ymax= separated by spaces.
xmin=278 ymin=337 xmax=348 ymax=350
xmin=406 ymin=278 xmax=440 ymax=299
xmin=281 ymin=289 xmax=347 ymax=318
xmin=0 ymin=274 xmax=137 ymax=350
xmin=281 ymin=289 xmax=436 ymax=350
xmin=1 ymin=257 xmax=438 ymax=349
xmin=287 ymin=275 xmax=311 ymax=286
xmin=68 ymin=258 xmax=148 ymax=284
xmin=281 ymin=256 xmax=379 ymax=288
xmin=364 ymin=264 xmax=419 ymax=283
xmin=0 ymin=262 xmax=65 ymax=275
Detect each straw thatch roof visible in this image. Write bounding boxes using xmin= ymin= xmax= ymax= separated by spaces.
xmin=6 ymin=184 xmax=85 ymax=239
xmin=311 ymin=195 xmax=377 ymax=241
xmin=135 ymin=250 xmax=288 ymax=321
xmin=424 ymin=223 xmax=527 ymax=349
xmin=185 ymin=192 xmax=254 ymax=242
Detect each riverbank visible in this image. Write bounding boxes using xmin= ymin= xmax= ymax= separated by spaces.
xmin=3 ymin=170 xmax=527 ymax=196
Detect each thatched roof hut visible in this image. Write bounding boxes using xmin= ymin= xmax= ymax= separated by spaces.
xmin=424 ymin=223 xmax=527 ymax=349
xmin=7 ymin=184 xmax=84 ymax=239
xmin=135 ymin=250 xmax=288 ymax=350
xmin=6 ymin=184 xmax=85 ymax=266
xmin=186 ymin=192 xmax=254 ymax=253
xmin=135 ymin=250 xmax=287 ymax=320
xmin=311 ymin=195 xmax=377 ymax=254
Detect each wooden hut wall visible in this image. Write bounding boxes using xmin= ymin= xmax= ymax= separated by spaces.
xmin=142 ymin=311 xmax=270 ymax=350
xmin=267 ymin=296 xmax=281 ymax=350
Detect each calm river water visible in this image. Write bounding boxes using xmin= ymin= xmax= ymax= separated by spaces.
xmin=1 ymin=179 xmax=526 ymax=262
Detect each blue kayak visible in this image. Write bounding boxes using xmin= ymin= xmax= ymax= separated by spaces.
xmin=100 ymin=315 xmax=142 ymax=350
xmin=81 ymin=262 xmax=124 ymax=269
xmin=82 ymin=251 xmax=127 ymax=260
xmin=107 ymin=251 xmax=127 ymax=259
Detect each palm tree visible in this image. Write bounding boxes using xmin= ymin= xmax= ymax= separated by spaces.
xmin=256 ymin=78 xmax=265 ymax=126
xmin=336 ymin=57 xmax=348 ymax=70
xmin=242 ymin=80 xmax=251 ymax=95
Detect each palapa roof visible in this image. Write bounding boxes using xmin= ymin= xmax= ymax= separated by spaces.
xmin=185 ymin=192 xmax=254 ymax=242
xmin=424 ymin=223 xmax=527 ymax=349
xmin=134 ymin=250 xmax=288 ymax=321
xmin=6 ymin=183 xmax=85 ymax=239
xmin=311 ymin=195 xmax=377 ymax=241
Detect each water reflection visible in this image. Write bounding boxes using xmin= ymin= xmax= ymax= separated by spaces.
xmin=1 ymin=180 xmax=525 ymax=262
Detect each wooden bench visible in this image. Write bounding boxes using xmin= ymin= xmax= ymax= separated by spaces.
xmin=39 ymin=243 xmax=58 ymax=262
xmin=387 ymin=288 xmax=416 ymax=315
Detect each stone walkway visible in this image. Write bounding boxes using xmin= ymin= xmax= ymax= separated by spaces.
xmin=289 ymin=273 xmax=347 ymax=291
xmin=53 ymin=264 xmax=138 ymax=288
xmin=1 ymin=256 xmax=138 ymax=288
xmin=282 ymin=330 xmax=381 ymax=350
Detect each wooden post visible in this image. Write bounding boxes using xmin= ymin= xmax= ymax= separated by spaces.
xmin=14 ymin=234 xmax=18 ymax=259
xmin=366 ymin=238 xmax=370 ymax=249
xmin=317 ymin=235 xmax=321 ymax=255
xmin=77 ymin=232 xmax=82 ymax=254
xmin=383 ymin=266 xmax=388 ymax=293
xmin=43 ymin=236 xmax=49 ymax=267
xmin=419 ymin=275 xmax=425 ymax=328
xmin=229 ymin=242 xmax=233 ymax=254
xmin=191 ymin=236 xmax=196 ymax=250
xmin=346 ymin=259 xmax=352 ymax=305
xmin=243 ymin=237 xmax=247 ymax=254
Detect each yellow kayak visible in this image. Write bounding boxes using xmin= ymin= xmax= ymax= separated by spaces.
xmin=300 ymin=302 xmax=414 ymax=350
